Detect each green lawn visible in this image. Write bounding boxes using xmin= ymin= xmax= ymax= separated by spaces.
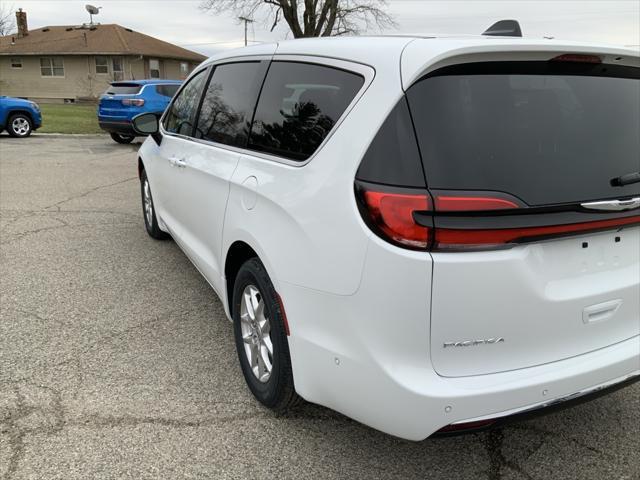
xmin=38 ymin=104 xmax=104 ymax=134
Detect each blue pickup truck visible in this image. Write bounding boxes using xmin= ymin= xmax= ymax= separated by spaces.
xmin=98 ymin=79 xmax=181 ymax=143
xmin=0 ymin=96 xmax=42 ymax=137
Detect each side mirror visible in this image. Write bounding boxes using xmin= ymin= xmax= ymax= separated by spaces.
xmin=132 ymin=112 xmax=159 ymax=135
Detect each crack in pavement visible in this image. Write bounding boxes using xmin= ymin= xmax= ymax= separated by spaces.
xmin=0 ymin=176 xmax=137 ymax=230
xmin=1 ymin=382 xmax=65 ymax=480
xmin=484 ymin=428 xmax=537 ymax=480
xmin=0 ymin=220 xmax=138 ymax=246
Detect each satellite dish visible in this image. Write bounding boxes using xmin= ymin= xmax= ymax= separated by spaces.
xmin=85 ymin=4 xmax=102 ymax=25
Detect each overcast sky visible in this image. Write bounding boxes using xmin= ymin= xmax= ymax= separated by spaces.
xmin=9 ymin=0 xmax=640 ymax=56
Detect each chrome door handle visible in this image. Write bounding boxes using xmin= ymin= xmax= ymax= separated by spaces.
xmin=169 ymin=157 xmax=187 ymax=168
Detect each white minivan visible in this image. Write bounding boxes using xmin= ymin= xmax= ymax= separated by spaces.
xmin=133 ymin=32 xmax=640 ymax=440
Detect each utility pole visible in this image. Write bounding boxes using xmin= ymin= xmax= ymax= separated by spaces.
xmin=238 ymin=16 xmax=254 ymax=46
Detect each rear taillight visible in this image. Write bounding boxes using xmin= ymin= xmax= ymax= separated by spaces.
xmin=433 ymin=195 xmax=519 ymax=212
xmin=357 ymin=184 xmax=640 ymax=252
xmin=434 ymin=215 xmax=640 ymax=251
xmin=360 ymin=189 xmax=431 ymax=249
xmin=122 ymin=98 xmax=145 ymax=106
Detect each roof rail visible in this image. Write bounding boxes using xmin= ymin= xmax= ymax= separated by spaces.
xmin=482 ymin=20 xmax=522 ymax=37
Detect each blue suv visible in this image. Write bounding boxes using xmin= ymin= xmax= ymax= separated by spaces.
xmin=0 ymin=96 xmax=42 ymax=138
xmin=98 ymin=80 xmax=181 ymax=144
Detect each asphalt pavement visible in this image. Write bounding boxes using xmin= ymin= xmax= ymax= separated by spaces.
xmin=1 ymin=134 xmax=638 ymax=480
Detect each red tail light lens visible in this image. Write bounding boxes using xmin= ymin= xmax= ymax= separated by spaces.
xmin=362 ymin=190 xmax=430 ymax=249
xmin=434 ymin=195 xmax=519 ymax=212
xmin=122 ymin=98 xmax=145 ymax=106
xmin=434 ymin=215 xmax=640 ymax=251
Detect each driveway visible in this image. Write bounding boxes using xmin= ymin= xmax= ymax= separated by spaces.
xmin=1 ymin=135 xmax=638 ymax=480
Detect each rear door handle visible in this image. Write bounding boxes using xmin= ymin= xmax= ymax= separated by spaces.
xmin=168 ymin=157 xmax=187 ymax=168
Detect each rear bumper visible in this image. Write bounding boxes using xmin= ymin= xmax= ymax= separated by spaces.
xmin=98 ymin=120 xmax=137 ymax=136
xmin=282 ymin=235 xmax=640 ymax=441
xmin=434 ymin=371 xmax=640 ymax=436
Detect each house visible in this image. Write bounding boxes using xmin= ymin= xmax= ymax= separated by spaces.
xmin=0 ymin=9 xmax=207 ymax=102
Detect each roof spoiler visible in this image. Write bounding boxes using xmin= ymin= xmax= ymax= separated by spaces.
xmin=482 ymin=20 xmax=522 ymax=37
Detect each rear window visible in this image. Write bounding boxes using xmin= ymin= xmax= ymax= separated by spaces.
xmin=156 ymin=84 xmax=180 ymax=98
xmin=106 ymin=83 xmax=142 ymax=95
xmin=248 ymin=62 xmax=364 ymax=161
xmin=407 ymin=62 xmax=640 ymax=206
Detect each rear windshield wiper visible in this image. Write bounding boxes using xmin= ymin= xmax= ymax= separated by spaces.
xmin=611 ymin=172 xmax=640 ymax=187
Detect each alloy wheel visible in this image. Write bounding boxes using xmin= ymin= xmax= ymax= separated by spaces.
xmin=143 ymin=178 xmax=153 ymax=227
xmin=12 ymin=117 xmax=30 ymax=136
xmin=240 ymin=284 xmax=274 ymax=383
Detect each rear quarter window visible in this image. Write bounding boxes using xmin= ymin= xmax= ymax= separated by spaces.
xmin=248 ymin=62 xmax=364 ymax=161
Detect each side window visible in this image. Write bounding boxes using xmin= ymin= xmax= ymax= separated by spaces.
xmin=156 ymin=84 xmax=180 ymax=98
xmin=194 ymin=61 xmax=267 ymax=148
xmin=248 ymin=62 xmax=364 ymax=161
xmin=163 ymin=70 xmax=208 ymax=137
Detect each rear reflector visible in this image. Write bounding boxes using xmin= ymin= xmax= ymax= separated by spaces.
xmin=551 ymin=54 xmax=602 ymax=64
xmin=276 ymin=293 xmax=290 ymax=336
xmin=122 ymin=98 xmax=145 ymax=106
xmin=436 ymin=419 xmax=497 ymax=434
xmin=362 ymin=190 xmax=430 ymax=249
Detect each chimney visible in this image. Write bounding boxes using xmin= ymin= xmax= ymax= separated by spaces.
xmin=16 ymin=8 xmax=28 ymax=37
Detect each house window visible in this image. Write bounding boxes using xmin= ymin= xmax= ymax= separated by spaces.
xmin=40 ymin=57 xmax=64 ymax=77
xmin=112 ymin=57 xmax=124 ymax=81
xmin=180 ymin=62 xmax=189 ymax=79
xmin=95 ymin=56 xmax=109 ymax=74
xmin=11 ymin=58 xmax=22 ymax=69
xmin=149 ymin=59 xmax=160 ymax=78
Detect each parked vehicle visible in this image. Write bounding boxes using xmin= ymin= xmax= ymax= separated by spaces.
xmin=133 ymin=25 xmax=640 ymax=440
xmin=0 ymin=96 xmax=42 ymax=137
xmin=98 ymin=80 xmax=181 ymax=144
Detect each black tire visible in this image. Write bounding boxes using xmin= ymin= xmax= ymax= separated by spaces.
xmin=140 ymin=169 xmax=169 ymax=240
xmin=7 ymin=113 xmax=32 ymax=138
xmin=110 ymin=132 xmax=135 ymax=144
xmin=233 ymin=258 xmax=301 ymax=412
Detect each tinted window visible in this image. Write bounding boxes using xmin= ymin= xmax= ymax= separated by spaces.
xmin=156 ymin=84 xmax=180 ymax=98
xmin=106 ymin=84 xmax=142 ymax=95
xmin=163 ymin=69 xmax=208 ymax=136
xmin=195 ymin=62 xmax=267 ymax=147
xmin=356 ymin=98 xmax=425 ymax=187
xmin=249 ymin=62 xmax=364 ymax=161
xmin=408 ymin=62 xmax=640 ymax=206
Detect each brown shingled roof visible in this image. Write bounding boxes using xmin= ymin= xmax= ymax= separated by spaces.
xmin=0 ymin=24 xmax=207 ymax=62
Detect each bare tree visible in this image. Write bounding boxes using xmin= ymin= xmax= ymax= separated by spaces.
xmin=200 ymin=0 xmax=395 ymax=38
xmin=0 ymin=3 xmax=15 ymax=36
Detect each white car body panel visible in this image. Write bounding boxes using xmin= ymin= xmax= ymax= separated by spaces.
xmin=138 ymin=34 xmax=640 ymax=440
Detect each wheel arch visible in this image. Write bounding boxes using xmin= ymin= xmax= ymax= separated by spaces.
xmin=224 ymin=240 xmax=260 ymax=317
xmin=7 ymin=109 xmax=34 ymax=123
xmin=137 ymin=157 xmax=145 ymax=179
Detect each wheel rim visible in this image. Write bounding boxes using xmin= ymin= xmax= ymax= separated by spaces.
xmin=12 ymin=117 xmax=30 ymax=135
xmin=143 ymin=178 xmax=153 ymax=227
xmin=240 ymin=284 xmax=273 ymax=383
